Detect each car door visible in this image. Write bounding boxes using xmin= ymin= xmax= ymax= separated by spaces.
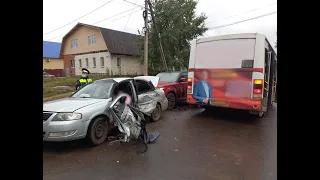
xmin=134 ymin=79 xmax=158 ymax=115
xmin=179 ymin=72 xmax=188 ymax=100
xmin=128 ymin=80 xmax=139 ymax=107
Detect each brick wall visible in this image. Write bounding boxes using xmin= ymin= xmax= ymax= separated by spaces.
xmin=63 ymin=54 xmax=75 ymax=76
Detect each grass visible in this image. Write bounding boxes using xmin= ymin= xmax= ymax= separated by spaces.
xmin=43 ymin=75 xmax=136 ymax=101
xmin=43 ymin=92 xmax=73 ymax=102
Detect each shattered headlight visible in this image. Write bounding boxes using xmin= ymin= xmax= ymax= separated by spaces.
xmin=52 ymin=113 xmax=82 ymax=121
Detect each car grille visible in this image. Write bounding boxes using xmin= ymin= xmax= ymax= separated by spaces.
xmin=43 ymin=112 xmax=53 ymax=121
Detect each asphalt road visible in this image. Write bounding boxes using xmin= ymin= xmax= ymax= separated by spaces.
xmin=43 ymin=104 xmax=277 ymax=180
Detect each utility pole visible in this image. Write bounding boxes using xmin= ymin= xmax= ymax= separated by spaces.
xmin=143 ymin=0 xmax=149 ymax=76
xmin=147 ymin=0 xmax=168 ymax=71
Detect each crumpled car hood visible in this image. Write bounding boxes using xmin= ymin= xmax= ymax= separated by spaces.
xmin=43 ymin=98 xmax=109 ymax=112
xmin=134 ymin=76 xmax=160 ymax=87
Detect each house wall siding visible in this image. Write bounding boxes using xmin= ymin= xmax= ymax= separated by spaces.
xmin=74 ymin=52 xmax=112 ymax=75
xmin=62 ymin=25 xmax=107 ymax=55
xmin=43 ymin=58 xmax=64 ymax=70
xmin=110 ymin=55 xmax=143 ymax=76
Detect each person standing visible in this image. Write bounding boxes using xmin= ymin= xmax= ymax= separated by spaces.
xmin=76 ymin=68 xmax=93 ymax=90
xmin=192 ymin=71 xmax=213 ymax=104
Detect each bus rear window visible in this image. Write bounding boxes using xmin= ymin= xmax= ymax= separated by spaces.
xmin=195 ymin=39 xmax=256 ymax=69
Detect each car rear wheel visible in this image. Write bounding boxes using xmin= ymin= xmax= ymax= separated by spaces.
xmin=86 ymin=117 xmax=109 ymax=146
xmin=167 ymin=93 xmax=176 ymax=110
xmin=151 ymin=104 xmax=161 ymax=122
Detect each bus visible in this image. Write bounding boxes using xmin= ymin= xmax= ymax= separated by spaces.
xmin=187 ymin=33 xmax=277 ymax=118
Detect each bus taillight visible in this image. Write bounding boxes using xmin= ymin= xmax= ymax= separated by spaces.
xmin=187 ymin=77 xmax=193 ymax=93
xmin=253 ymin=79 xmax=263 ymax=97
xmin=253 ymin=89 xmax=262 ymax=94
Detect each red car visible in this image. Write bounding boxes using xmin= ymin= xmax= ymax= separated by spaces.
xmin=156 ymin=71 xmax=188 ymax=109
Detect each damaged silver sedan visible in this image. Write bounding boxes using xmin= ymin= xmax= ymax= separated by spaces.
xmin=43 ymin=76 xmax=168 ymax=146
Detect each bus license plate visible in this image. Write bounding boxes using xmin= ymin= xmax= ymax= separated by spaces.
xmin=210 ymin=100 xmax=228 ymax=106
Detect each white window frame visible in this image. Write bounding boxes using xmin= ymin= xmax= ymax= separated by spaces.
xmin=93 ymin=57 xmax=96 ymax=68
xmin=85 ymin=58 xmax=89 ymax=67
xmin=71 ymin=39 xmax=78 ymax=48
xmin=117 ymin=57 xmax=121 ymax=67
xmin=88 ymin=35 xmax=96 ymax=45
xmin=100 ymin=57 xmax=104 ymax=67
xmin=79 ymin=59 xmax=82 ymax=68
xmin=70 ymin=60 xmax=75 ymax=68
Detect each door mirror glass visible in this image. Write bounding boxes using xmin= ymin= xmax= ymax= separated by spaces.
xmin=179 ymin=78 xmax=187 ymax=82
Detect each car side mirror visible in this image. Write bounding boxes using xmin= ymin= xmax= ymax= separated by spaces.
xmin=179 ymin=78 xmax=187 ymax=82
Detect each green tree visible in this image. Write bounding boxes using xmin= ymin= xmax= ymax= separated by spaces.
xmin=139 ymin=0 xmax=208 ymax=75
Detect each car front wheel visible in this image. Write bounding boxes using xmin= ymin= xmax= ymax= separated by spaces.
xmin=86 ymin=117 xmax=109 ymax=146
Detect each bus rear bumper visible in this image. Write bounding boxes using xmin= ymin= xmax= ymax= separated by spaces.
xmin=187 ymin=95 xmax=262 ymax=111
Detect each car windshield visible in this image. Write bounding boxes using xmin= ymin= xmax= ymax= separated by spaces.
xmin=156 ymin=72 xmax=180 ymax=82
xmin=71 ymin=80 xmax=114 ymax=99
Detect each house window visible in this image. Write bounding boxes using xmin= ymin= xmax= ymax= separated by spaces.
xmin=70 ymin=60 xmax=75 ymax=68
xmin=71 ymin=39 xmax=78 ymax=48
xmin=93 ymin=57 xmax=96 ymax=68
xmin=100 ymin=57 xmax=104 ymax=67
xmin=86 ymin=58 xmax=89 ymax=67
xmin=117 ymin=57 xmax=121 ymax=67
xmin=88 ymin=35 xmax=96 ymax=45
xmin=79 ymin=59 xmax=82 ymax=68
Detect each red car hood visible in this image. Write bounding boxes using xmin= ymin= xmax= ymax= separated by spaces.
xmin=157 ymin=82 xmax=175 ymax=88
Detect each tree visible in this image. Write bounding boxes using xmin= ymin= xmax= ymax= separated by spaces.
xmin=139 ymin=0 xmax=208 ymax=75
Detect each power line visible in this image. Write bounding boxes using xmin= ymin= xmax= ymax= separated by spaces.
xmin=93 ymin=5 xmax=140 ymax=25
xmin=43 ymin=0 xmax=115 ymax=36
xmin=123 ymin=0 xmax=139 ymax=31
xmin=102 ymin=8 xmax=142 ymax=27
xmin=207 ymin=2 xmax=277 ymax=25
xmin=123 ymin=0 xmax=144 ymax=8
xmin=47 ymin=8 xmax=143 ymax=41
xmin=208 ymin=11 xmax=277 ymax=30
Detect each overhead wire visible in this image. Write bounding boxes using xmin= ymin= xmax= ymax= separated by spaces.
xmin=207 ymin=2 xmax=277 ymax=25
xmin=102 ymin=8 xmax=142 ymax=27
xmin=93 ymin=6 xmax=140 ymax=25
xmin=208 ymin=11 xmax=277 ymax=30
xmin=123 ymin=0 xmax=139 ymax=31
xmin=43 ymin=0 xmax=116 ymax=36
xmin=47 ymin=7 xmax=143 ymax=41
xmin=123 ymin=0 xmax=144 ymax=8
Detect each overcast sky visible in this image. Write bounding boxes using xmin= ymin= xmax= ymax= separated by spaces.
xmin=43 ymin=0 xmax=277 ymax=49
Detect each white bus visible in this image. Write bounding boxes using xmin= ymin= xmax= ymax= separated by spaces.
xmin=187 ymin=33 xmax=277 ymax=117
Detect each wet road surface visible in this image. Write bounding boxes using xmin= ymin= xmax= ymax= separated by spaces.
xmin=43 ymin=104 xmax=277 ymax=180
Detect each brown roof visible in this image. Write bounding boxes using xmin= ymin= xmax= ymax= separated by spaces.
xmin=61 ymin=23 xmax=142 ymax=57
xmin=98 ymin=26 xmax=141 ymax=56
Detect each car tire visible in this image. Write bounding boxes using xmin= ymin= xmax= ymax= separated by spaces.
xmin=167 ymin=93 xmax=176 ymax=110
xmin=151 ymin=103 xmax=161 ymax=122
xmin=86 ymin=116 xmax=109 ymax=146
